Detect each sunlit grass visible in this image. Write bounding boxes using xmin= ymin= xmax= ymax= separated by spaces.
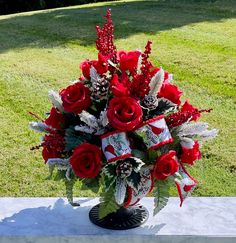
xmin=0 ymin=0 xmax=235 ymax=197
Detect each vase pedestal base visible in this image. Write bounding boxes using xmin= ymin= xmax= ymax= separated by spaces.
xmin=89 ymin=204 xmax=149 ymax=230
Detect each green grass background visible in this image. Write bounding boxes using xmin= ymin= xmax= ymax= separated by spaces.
xmin=0 ymin=0 xmax=235 ymax=197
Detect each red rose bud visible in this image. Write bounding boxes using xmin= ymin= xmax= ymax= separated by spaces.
xmin=60 ymin=82 xmax=91 ymax=114
xmin=118 ymin=50 xmax=141 ymax=73
xmin=70 ymin=143 xmax=102 ymax=178
xmin=107 ymin=97 xmax=143 ymax=131
xmin=180 ymin=140 xmax=201 ymax=165
xmin=92 ymin=53 xmax=109 ymax=75
xmin=44 ymin=107 xmax=65 ymax=130
xmin=181 ymin=100 xmax=201 ymax=121
xmin=101 ymin=131 xmax=132 ymax=162
xmin=174 ymin=164 xmax=198 ymax=206
xmin=158 ymin=82 xmax=183 ymax=106
xmin=153 ymin=150 xmax=179 ymax=180
xmin=80 ymin=60 xmax=92 ymax=79
xmin=134 ymin=116 xmax=173 ymax=150
xmin=110 ymin=73 xmax=130 ymax=97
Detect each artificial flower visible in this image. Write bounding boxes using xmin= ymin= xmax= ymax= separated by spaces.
xmin=42 ymin=132 xmax=65 ymax=163
xmin=180 ymin=141 xmax=201 ymax=165
xmin=118 ymin=50 xmax=141 ymax=73
xmin=181 ymin=100 xmax=201 ymax=121
xmin=158 ymin=82 xmax=183 ymax=105
xmin=153 ymin=150 xmax=179 ymax=180
xmin=70 ymin=143 xmax=102 ymax=178
xmin=80 ymin=60 xmax=92 ymax=79
xmin=44 ymin=107 xmax=65 ymax=130
xmin=110 ymin=73 xmax=130 ymax=97
xmin=60 ymin=82 xmax=91 ymax=114
xmin=92 ymin=53 xmax=109 ymax=75
xmin=107 ymin=97 xmax=143 ymax=131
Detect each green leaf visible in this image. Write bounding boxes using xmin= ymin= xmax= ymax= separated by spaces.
xmin=131 ymin=149 xmax=147 ymax=161
xmin=46 ymin=164 xmax=55 ymax=180
xmin=54 ymin=170 xmax=66 ymax=181
xmin=102 ymin=162 xmax=117 ymax=178
xmin=81 ymin=177 xmax=100 ymax=193
xmin=65 ymin=178 xmax=79 ymax=206
xmin=65 ymin=126 xmax=92 ymax=151
xmin=153 ymin=179 xmax=171 ymax=216
xmin=126 ymin=170 xmax=142 ymax=191
xmin=99 ymin=185 xmax=120 ymax=219
xmin=148 ymin=150 xmax=161 ymax=163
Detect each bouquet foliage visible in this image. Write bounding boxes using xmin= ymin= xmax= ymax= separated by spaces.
xmin=30 ymin=10 xmax=218 ymax=218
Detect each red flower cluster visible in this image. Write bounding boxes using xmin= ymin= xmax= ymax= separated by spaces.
xmin=96 ymin=9 xmax=117 ymax=61
xmin=42 ymin=131 xmax=65 ymax=163
xmin=131 ymin=41 xmax=153 ymax=98
xmin=29 ymin=10 xmax=217 ymax=214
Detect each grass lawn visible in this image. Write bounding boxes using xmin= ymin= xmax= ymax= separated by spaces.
xmin=0 ymin=0 xmax=236 ymax=197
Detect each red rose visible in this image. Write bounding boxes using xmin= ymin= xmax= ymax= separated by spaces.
xmin=180 ymin=141 xmax=201 ymax=165
xmin=42 ymin=132 xmax=65 ymax=163
xmin=70 ymin=143 xmax=102 ymax=178
xmin=92 ymin=53 xmax=108 ymax=75
xmin=80 ymin=60 xmax=92 ymax=79
xmin=107 ymin=97 xmax=143 ymax=131
xmin=158 ymin=82 xmax=182 ymax=106
xmin=181 ymin=100 xmax=201 ymax=121
xmin=110 ymin=73 xmax=130 ymax=97
xmin=60 ymin=82 xmax=91 ymax=114
xmin=44 ymin=107 xmax=65 ymax=130
xmin=118 ymin=50 xmax=141 ymax=72
xmin=153 ymin=150 xmax=179 ymax=180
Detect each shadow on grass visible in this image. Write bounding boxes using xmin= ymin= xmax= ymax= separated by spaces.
xmin=0 ymin=0 xmax=235 ymax=53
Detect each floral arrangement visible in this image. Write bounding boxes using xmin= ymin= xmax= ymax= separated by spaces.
xmin=30 ymin=10 xmax=218 ymax=218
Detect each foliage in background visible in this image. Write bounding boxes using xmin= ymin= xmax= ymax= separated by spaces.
xmin=0 ymin=0 xmax=114 ymax=15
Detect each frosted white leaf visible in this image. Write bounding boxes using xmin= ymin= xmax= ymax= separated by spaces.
xmin=180 ymin=137 xmax=195 ymax=149
xmin=90 ymin=66 xmax=101 ymax=84
xmin=136 ymin=52 xmax=142 ymax=74
xmin=94 ymin=128 xmax=106 ymax=135
xmin=47 ymin=158 xmax=71 ymax=172
xmin=98 ymin=110 xmax=109 ymax=127
xmin=65 ymin=167 xmax=72 ymax=181
xmin=74 ymin=125 xmax=95 ymax=134
xmin=79 ymin=110 xmax=98 ymax=129
xmin=48 ymin=90 xmax=64 ymax=112
xmin=178 ymin=122 xmax=209 ymax=137
xmin=167 ymin=73 xmax=173 ymax=83
xmin=29 ymin=122 xmax=48 ymax=133
xmin=46 ymin=158 xmax=70 ymax=167
xmin=198 ymin=129 xmax=219 ymax=141
xmin=114 ymin=177 xmax=127 ymax=205
xmin=148 ymin=67 xmax=164 ymax=96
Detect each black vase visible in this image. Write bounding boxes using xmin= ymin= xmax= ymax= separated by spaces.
xmin=89 ymin=203 xmax=149 ymax=230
